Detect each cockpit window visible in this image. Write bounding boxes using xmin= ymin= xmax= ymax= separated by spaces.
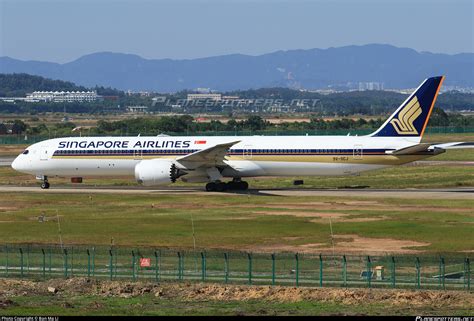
xmin=22 ymin=150 xmax=29 ymax=155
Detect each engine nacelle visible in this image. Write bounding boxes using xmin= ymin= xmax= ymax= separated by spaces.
xmin=134 ymin=159 xmax=181 ymax=186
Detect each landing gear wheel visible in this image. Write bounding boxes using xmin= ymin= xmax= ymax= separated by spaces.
xmin=215 ymin=182 xmax=227 ymax=192
xmin=205 ymin=182 xmax=217 ymax=192
xmin=226 ymin=180 xmax=248 ymax=191
xmin=41 ymin=182 xmax=50 ymax=189
xmin=239 ymin=181 xmax=249 ymax=190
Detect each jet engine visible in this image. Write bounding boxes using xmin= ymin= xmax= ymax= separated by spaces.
xmin=134 ymin=159 xmax=183 ymax=186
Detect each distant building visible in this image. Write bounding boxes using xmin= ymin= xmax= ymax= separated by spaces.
xmin=26 ymin=91 xmax=101 ymax=102
xmin=358 ymin=82 xmax=384 ymax=91
xmin=222 ymin=95 xmax=239 ymax=100
xmin=187 ymin=93 xmax=222 ymax=101
xmin=195 ymin=87 xmax=211 ymax=94
xmin=127 ymin=106 xmax=149 ymax=113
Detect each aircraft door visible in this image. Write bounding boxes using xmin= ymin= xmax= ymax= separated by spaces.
xmin=353 ymin=144 xmax=363 ymax=160
xmin=243 ymin=145 xmax=253 ymax=159
xmin=40 ymin=145 xmax=49 ymax=161
xmin=134 ymin=149 xmax=143 ymax=160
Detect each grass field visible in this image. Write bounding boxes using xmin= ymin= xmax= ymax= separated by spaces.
xmin=3 ymin=291 xmax=470 ymax=316
xmin=1 ymin=279 xmax=472 ymax=316
xmin=0 ymin=191 xmax=472 ymax=253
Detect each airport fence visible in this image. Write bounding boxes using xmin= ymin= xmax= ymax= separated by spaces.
xmin=1 ymin=126 xmax=474 ymax=145
xmin=0 ymin=244 xmax=471 ymax=291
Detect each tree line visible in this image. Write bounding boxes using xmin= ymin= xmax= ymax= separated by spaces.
xmin=1 ymin=73 xmax=474 ymax=115
xmin=2 ymin=108 xmax=472 ymax=136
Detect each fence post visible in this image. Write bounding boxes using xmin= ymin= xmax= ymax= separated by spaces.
xmin=48 ymin=247 xmax=52 ymax=277
xmin=271 ymin=253 xmax=276 ymax=286
xmin=71 ymin=246 xmax=74 ymax=277
xmin=201 ymin=252 xmax=206 ymax=282
xmin=177 ymin=252 xmax=183 ymax=281
xmin=154 ymin=250 xmax=159 ymax=282
xmin=114 ymin=248 xmax=118 ymax=279
xmin=132 ymin=250 xmax=136 ymax=281
xmin=19 ymin=248 xmax=24 ymax=278
xmin=87 ymin=249 xmax=91 ymax=278
xmin=366 ymin=256 xmax=371 ymax=288
xmin=295 ymin=253 xmax=299 ymax=287
xmin=224 ymin=253 xmax=229 ymax=284
xmin=465 ymin=258 xmax=470 ymax=291
xmin=248 ymin=253 xmax=252 ymax=285
xmin=42 ymin=249 xmax=46 ymax=279
xmin=109 ymin=249 xmax=113 ymax=281
xmin=92 ymin=247 xmax=95 ymax=277
xmin=415 ymin=257 xmax=421 ymax=289
xmin=342 ymin=255 xmax=347 ymax=287
xmin=439 ymin=257 xmax=445 ymax=290
xmin=319 ymin=254 xmax=323 ymax=287
xmin=63 ymin=248 xmax=68 ymax=278
xmin=391 ymin=256 xmax=396 ymax=288
xmin=26 ymin=245 xmax=30 ymax=276
xmin=5 ymin=245 xmax=8 ymax=277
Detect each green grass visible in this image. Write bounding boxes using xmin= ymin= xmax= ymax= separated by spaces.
xmin=0 ymin=192 xmax=472 ymax=253
xmin=429 ymin=148 xmax=474 ymax=161
xmin=246 ymin=164 xmax=474 ymax=189
xmin=3 ymin=293 xmax=471 ymax=316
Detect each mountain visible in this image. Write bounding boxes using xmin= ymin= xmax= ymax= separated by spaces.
xmin=0 ymin=73 xmax=88 ymax=97
xmin=1 ymin=44 xmax=473 ymax=92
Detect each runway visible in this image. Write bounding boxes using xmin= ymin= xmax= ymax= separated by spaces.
xmin=0 ymin=157 xmax=14 ymax=167
xmin=0 ymin=185 xmax=472 ymax=199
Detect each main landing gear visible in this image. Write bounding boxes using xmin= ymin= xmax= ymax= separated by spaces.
xmin=40 ymin=177 xmax=50 ymax=189
xmin=205 ymin=179 xmax=249 ymax=192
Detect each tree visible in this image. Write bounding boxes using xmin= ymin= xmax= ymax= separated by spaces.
xmin=11 ymin=120 xmax=27 ymax=134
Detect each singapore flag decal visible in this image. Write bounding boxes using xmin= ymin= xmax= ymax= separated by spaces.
xmin=194 ymin=140 xmax=207 ymax=145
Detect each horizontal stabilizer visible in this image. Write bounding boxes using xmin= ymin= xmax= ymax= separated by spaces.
xmin=386 ymin=143 xmax=433 ymax=155
xmin=429 ymin=142 xmax=474 ymax=150
xmin=386 ymin=141 xmax=474 ymax=156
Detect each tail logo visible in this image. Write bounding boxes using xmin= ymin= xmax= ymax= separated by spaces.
xmin=390 ymin=96 xmax=422 ymax=135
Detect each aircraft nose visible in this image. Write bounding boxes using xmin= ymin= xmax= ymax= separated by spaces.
xmin=11 ymin=156 xmax=22 ymax=171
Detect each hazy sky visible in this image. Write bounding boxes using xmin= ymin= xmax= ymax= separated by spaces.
xmin=1 ymin=0 xmax=473 ymax=63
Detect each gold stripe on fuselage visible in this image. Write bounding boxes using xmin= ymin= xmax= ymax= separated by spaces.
xmin=52 ymin=154 xmax=434 ymax=165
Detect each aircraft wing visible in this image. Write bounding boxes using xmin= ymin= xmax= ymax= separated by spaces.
xmin=176 ymin=140 xmax=241 ymax=169
xmin=386 ymin=142 xmax=474 ymax=155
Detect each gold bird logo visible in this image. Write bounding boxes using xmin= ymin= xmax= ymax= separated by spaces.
xmin=390 ymin=96 xmax=422 ymax=135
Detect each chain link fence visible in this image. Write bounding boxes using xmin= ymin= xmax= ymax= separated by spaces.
xmin=0 ymin=244 xmax=470 ymax=291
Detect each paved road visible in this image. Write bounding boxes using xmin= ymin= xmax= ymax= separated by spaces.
xmin=0 ymin=157 xmax=14 ymax=167
xmin=0 ymin=185 xmax=472 ymax=199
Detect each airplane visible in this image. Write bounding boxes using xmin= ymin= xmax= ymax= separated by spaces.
xmin=11 ymin=76 xmax=474 ymax=191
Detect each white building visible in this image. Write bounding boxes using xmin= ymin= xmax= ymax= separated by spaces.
xmin=187 ymin=93 xmax=222 ymax=101
xmin=127 ymin=106 xmax=149 ymax=113
xmin=26 ymin=91 xmax=101 ymax=102
xmin=358 ymin=82 xmax=384 ymax=91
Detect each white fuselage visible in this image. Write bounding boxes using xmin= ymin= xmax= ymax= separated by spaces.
xmin=12 ymin=135 xmax=433 ymax=181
